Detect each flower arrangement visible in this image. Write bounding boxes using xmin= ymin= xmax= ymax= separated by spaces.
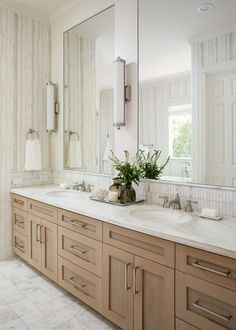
xmin=138 ymin=149 xmax=170 ymax=180
xmin=109 ymin=150 xmax=142 ymax=186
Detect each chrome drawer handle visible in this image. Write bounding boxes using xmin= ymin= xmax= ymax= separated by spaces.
xmin=68 ymin=277 xmax=86 ymax=290
xmin=36 ymin=224 xmax=40 ymax=242
xmin=15 ymin=217 xmax=24 ymax=224
xmin=14 ymin=199 xmax=24 ymax=205
xmin=70 ymin=245 xmax=87 ymax=255
xmin=125 ymin=263 xmax=131 ymax=290
xmin=193 ymin=261 xmax=231 ymax=277
xmin=193 ymin=300 xmax=232 ymax=322
xmin=15 ymin=241 xmax=24 ymax=249
xmin=133 ymin=266 xmax=141 ymax=295
xmin=69 ymin=219 xmax=86 ymax=228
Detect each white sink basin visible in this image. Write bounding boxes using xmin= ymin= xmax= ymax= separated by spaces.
xmin=130 ymin=207 xmax=192 ymax=225
xmin=47 ymin=190 xmax=81 ymax=199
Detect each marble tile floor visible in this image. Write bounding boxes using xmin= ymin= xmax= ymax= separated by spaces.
xmin=0 ymin=258 xmax=120 ymax=330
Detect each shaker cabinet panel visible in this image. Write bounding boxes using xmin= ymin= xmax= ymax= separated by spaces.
xmin=103 ymin=223 xmax=175 ymax=267
xmin=176 ymin=271 xmax=236 ymax=330
xmin=13 ymin=230 xmax=28 ymax=262
xmin=28 ymin=214 xmax=42 ymax=271
xmin=58 ymin=226 xmax=102 ymax=277
xmin=133 ymin=255 xmax=175 ymax=330
xmin=176 ymin=244 xmax=236 ymax=292
xmin=102 ymin=243 xmax=133 ymax=330
xmin=41 ymin=219 xmax=58 ymax=283
xmin=12 ymin=207 xmax=28 ymax=236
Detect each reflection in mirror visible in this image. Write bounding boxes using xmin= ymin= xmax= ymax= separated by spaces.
xmin=64 ymin=6 xmax=114 ymax=174
xmin=139 ymin=0 xmax=236 ymax=187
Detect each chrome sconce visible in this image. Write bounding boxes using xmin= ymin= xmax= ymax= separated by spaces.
xmin=113 ymin=57 xmax=131 ymax=129
xmin=46 ymin=81 xmax=59 ymax=134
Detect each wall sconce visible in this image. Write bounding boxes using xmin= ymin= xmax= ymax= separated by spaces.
xmin=46 ymin=82 xmax=59 ymax=133
xmin=113 ymin=57 xmax=131 ymax=129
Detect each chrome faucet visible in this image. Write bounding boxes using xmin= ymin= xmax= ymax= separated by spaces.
xmin=167 ymin=193 xmax=181 ymax=210
xmin=73 ymin=180 xmax=86 ymax=191
xmin=185 ymin=200 xmax=198 ymax=212
xmin=159 ymin=195 xmax=169 ymax=208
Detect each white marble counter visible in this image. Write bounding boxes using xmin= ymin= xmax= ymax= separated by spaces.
xmin=11 ymin=185 xmax=236 ymax=259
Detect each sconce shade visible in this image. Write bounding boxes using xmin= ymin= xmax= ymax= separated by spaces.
xmin=113 ymin=57 xmax=126 ymax=129
xmin=47 ymin=82 xmax=56 ymax=133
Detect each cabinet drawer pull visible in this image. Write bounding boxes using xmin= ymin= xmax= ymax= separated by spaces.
xmin=70 ymin=245 xmax=87 ymax=255
xmin=36 ymin=224 xmax=40 ymax=242
xmin=15 ymin=217 xmax=24 ymax=224
xmin=193 ymin=261 xmax=231 ymax=277
xmin=68 ymin=277 xmax=87 ymax=290
xmin=133 ymin=266 xmax=141 ymax=295
xmin=69 ymin=219 xmax=86 ymax=228
xmin=40 ymin=225 xmax=45 ymax=244
xmin=15 ymin=241 xmax=24 ymax=249
xmin=125 ymin=263 xmax=131 ymax=290
xmin=193 ymin=300 xmax=232 ymax=322
xmin=14 ymin=199 xmax=24 ymax=205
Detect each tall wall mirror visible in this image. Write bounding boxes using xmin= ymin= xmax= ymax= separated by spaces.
xmin=64 ymin=6 xmax=114 ymax=174
xmin=139 ymin=0 xmax=236 ymax=187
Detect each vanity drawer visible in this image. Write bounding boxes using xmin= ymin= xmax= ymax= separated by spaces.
xmin=58 ymin=209 xmax=102 ymax=241
xmin=28 ymin=199 xmax=57 ymax=224
xmin=176 ymin=271 xmax=236 ymax=330
xmin=11 ymin=194 xmax=28 ymax=211
xmin=58 ymin=256 xmax=102 ymax=313
xmin=176 ymin=319 xmax=200 ymax=330
xmin=103 ymin=223 xmax=174 ymax=267
xmin=58 ymin=226 xmax=102 ymax=277
xmin=12 ymin=207 xmax=28 ymax=236
xmin=176 ymin=244 xmax=236 ymax=292
xmin=13 ymin=230 xmax=28 ymax=262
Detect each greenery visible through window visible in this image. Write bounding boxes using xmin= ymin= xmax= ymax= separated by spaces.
xmin=168 ymin=105 xmax=192 ymax=158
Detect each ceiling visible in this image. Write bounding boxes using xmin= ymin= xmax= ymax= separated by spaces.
xmin=139 ymin=0 xmax=236 ymax=81
xmin=11 ymin=0 xmax=71 ymax=15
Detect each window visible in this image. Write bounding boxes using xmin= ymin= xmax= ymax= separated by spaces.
xmin=168 ymin=104 xmax=192 ymax=159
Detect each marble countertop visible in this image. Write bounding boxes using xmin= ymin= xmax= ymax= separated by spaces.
xmin=11 ymin=185 xmax=236 ymax=259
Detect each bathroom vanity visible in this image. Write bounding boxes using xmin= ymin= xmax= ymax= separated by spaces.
xmin=10 ymin=186 xmax=236 ymax=330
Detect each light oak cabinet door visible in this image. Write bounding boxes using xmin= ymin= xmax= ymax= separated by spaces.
xmin=28 ymin=214 xmax=57 ymax=282
xmin=28 ymin=214 xmax=41 ymax=271
xmin=102 ymin=243 xmax=133 ymax=330
xmin=133 ymin=256 xmax=175 ymax=330
xmin=41 ymin=219 xmax=57 ymax=282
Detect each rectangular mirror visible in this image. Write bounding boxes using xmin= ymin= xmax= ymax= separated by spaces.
xmin=64 ymin=6 xmax=114 ymax=175
xmin=139 ymin=0 xmax=236 ymax=187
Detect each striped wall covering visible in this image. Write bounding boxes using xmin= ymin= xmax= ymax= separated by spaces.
xmin=0 ymin=7 xmax=50 ymax=258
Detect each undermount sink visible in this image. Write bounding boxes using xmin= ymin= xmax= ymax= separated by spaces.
xmin=130 ymin=207 xmax=192 ymax=225
xmin=47 ymin=190 xmax=81 ymax=198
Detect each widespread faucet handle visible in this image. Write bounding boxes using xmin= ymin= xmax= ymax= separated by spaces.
xmin=87 ymin=184 xmax=94 ymax=193
xmin=159 ymin=195 xmax=169 ymax=207
xmin=185 ymin=199 xmax=198 ymax=213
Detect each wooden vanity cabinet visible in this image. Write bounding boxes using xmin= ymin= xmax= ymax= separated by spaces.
xmin=12 ymin=193 xmax=236 ymax=330
xmin=102 ymin=224 xmax=175 ymax=330
xmin=28 ymin=213 xmax=58 ymax=283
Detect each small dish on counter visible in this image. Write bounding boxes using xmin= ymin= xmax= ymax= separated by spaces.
xmin=198 ymin=213 xmax=223 ymax=221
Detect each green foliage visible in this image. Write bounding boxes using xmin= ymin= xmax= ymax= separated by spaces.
xmin=109 ymin=150 xmax=142 ymax=186
xmin=172 ymin=120 xmax=192 ymax=158
xmin=137 ymin=149 xmax=170 ymax=180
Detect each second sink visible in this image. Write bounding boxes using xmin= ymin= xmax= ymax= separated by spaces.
xmin=130 ymin=207 xmax=192 ymax=225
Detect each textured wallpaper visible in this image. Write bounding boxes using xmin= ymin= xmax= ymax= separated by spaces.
xmin=0 ymin=7 xmax=50 ymax=256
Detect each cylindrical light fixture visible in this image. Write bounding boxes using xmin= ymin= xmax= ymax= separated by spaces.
xmin=113 ymin=57 xmax=126 ymax=129
xmin=46 ymin=82 xmax=56 ymax=133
